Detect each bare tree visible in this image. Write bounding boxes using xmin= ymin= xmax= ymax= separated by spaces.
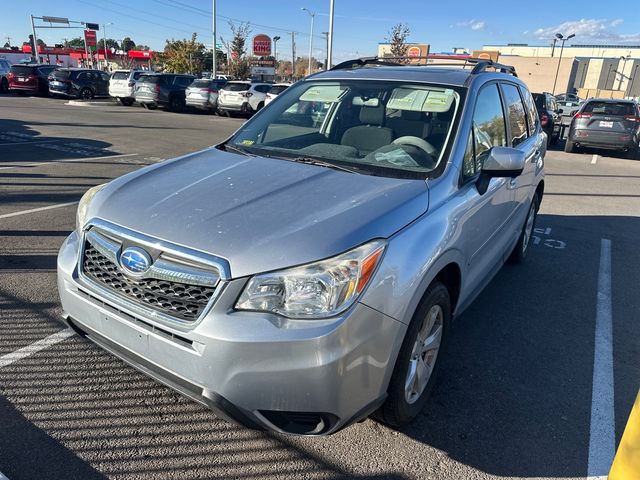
xmin=386 ymin=23 xmax=410 ymax=63
xmin=221 ymin=21 xmax=251 ymax=79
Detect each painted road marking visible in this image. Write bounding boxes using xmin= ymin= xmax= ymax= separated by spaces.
xmin=0 ymin=471 xmax=10 ymax=480
xmin=591 ymin=154 xmax=598 ymax=165
xmin=0 ymin=153 xmax=138 ymax=170
xmin=0 ymin=202 xmax=78 ymax=220
xmin=0 ymin=330 xmax=74 ymax=369
xmin=531 ymin=226 xmax=567 ymax=249
xmin=587 ymin=238 xmax=615 ymax=479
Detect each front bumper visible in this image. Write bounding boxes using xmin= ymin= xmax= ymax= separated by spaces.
xmin=57 ymin=231 xmax=404 ymax=435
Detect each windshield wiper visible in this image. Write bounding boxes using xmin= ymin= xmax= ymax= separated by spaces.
xmin=219 ymin=143 xmax=255 ymax=157
xmin=288 ymin=156 xmax=360 ymax=174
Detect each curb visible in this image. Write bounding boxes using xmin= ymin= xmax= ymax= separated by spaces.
xmin=66 ymin=100 xmax=114 ymax=107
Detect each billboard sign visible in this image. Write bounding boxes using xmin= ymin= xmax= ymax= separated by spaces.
xmin=473 ymin=50 xmax=499 ymax=62
xmin=252 ymin=34 xmax=272 ymax=57
xmin=84 ymin=30 xmax=97 ymax=51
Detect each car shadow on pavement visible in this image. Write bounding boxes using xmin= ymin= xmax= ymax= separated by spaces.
xmin=0 ymin=118 xmax=122 ymax=166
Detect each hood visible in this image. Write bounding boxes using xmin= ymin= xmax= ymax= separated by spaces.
xmin=89 ymin=148 xmax=429 ymax=278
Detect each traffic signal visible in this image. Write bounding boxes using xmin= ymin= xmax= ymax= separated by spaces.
xmin=85 ymin=23 xmax=99 ymax=31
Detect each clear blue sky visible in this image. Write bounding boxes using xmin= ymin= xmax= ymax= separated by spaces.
xmin=3 ymin=0 xmax=640 ymax=62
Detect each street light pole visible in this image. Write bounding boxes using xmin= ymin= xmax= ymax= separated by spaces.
xmin=30 ymin=15 xmax=40 ymax=64
xmin=291 ymin=31 xmax=296 ymax=79
xmin=212 ymin=0 xmax=217 ymax=79
xmin=552 ymin=32 xmax=575 ymax=95
xmin=551 ymin=37 xmax=557 ymax=58
xmin=103 ymin=22 xmax=113 ymax=70
xmin=322 ymin=32 xmax=329 ymax=70
xmin=302 ymin=8 xmax=315 ymax=76
xmin=273 ymin=35 xmax=280 ymax=78
xmin=327 ymin=0 xmax=335 ymax=69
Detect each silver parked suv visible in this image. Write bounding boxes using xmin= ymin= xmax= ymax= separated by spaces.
xmin=58 ymin=58 xmax=545 ymax=435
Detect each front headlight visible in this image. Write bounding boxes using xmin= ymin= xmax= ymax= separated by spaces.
xmin=76 ymin=184 xmax=106 ymax=234
xmin=235 ymin=240 xmax=385 ymax=319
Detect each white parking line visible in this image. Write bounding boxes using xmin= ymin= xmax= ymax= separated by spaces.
xmin=0 ymin=330 xmax=74 ymax=369
xmin=0 ymin=202 xmax=78 ymax=220
xmin=0 ymin=471 xmax=10 ymax=480
xmin=0 ymin=153 xmax=138 ymax=170
xmin=591 ymin=154 xmax=598 ymax=165
xmin=587 ymin=238 xmax=615 ymax=479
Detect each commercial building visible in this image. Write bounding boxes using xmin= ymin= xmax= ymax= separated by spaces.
xmin=481 ymin=43 xmax=640 ymax=97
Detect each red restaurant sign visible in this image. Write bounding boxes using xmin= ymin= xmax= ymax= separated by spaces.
xmin=84 ymin=29 xmax=97 ymax=49
xmin=252 ymin=34 xmax=272 ymax=56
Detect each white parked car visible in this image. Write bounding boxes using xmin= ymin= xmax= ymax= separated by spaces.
xmin=109 ymin=69 xmax=145 ymax=106
xmin=264 ymin=83 xmax=291 ymax=106
xmin=217 ymin=81 xmax=272 ymax=115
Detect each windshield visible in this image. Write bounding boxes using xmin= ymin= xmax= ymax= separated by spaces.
xmin=112 ymin=71 xmax=129 ymax=80
xmin=228 ymin=80 xmax=461 ymax=177
xmin=269 ymin=85 xmax=289 ymax=95
xmin=138 ymin=75 xmax=164 ymax=84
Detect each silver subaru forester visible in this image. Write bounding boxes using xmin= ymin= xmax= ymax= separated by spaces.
xmin=58 ymin=59 xmax=545 ymax=435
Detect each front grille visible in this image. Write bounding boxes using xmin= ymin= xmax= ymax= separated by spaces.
xmin=82 ymin=244 xmax=215 ymax=322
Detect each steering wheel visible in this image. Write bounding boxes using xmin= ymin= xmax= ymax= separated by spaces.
xmin=393 ymin=136 xmax=437 ymax=156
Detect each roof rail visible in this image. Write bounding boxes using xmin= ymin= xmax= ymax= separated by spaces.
xmin=330 ymin=56 xmax=402 ymax=70
xmin=329 ymin=56 xmax=517 ymax=77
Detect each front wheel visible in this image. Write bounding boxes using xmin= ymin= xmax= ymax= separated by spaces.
xmin=374 ymin=282 xmax=450 ymax=428
xmin=169 ymin=96 xmax=184 ymax=112
xmin=0 ymin=78 xmax=8 ymax=94
xmin=625 ymin=147 xmax=638 ymax=160
xmin=120 ymin=98 xmax=134 ymax=106
xmin=509 ymin=194 xmax=540 ymax=264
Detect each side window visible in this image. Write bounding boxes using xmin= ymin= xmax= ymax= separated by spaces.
xmin=521 ymin=87 xmax=538 ymax=135
xmin=256 ymin=85 xmax=270 ymax=94
xmin=501 ymin=83 xmax=529 ymax=147
xmin=100 ymin=72 xmax=111 ymax=82
xmin=132 ymin=72 xmax=142 ymax=80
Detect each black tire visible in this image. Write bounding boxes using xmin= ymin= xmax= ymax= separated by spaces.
xmin=79 ymin=88 xmax=94 ymax=100
xmin=120 ymin=98 xmax=134 ymax=106
xmin=147 ymin=103 xmax=157 ymax=110
xmin=257 ymin=101 xmax=265 ymax=111
xmin=15 ymin=90 xmax=26 ymax=96
xmin=169 ymin=96 xmax=185 ymax=112
xmin=374 ymin=282 xmax=451 ymax=428
xmin=550 ymin=133 xmax=560 ymax=146
xmin=564 ymin=139 xmax=575 ymax=153
xmin=509 ymin=194 xmax=540 ymax=264
xmin=626 ymin=147 xmax=638 ymax=160
xmin=0 ymin=78 xmax=8 ymax=94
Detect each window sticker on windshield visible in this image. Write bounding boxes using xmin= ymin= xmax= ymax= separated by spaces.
xmin=387 ymin=88 xmax=455 ymax=113
xmin=299 ymin=85 xmax=348 ymax=103
xmin=240 ymin=139 xmax=255 ymax=146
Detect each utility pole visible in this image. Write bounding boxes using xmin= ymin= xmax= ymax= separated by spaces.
xmin=103 ymin=23 xmax=112 ymax=70
xmin=301 ymin=8 xmax=315 ymax=76
xmin=212 ymin=0 xmax=217 ymax=79
xmin=327 ymin=0 xmax=335 ymax=69
xmin=30 ymin=15 xmax=40 ymax=64
xmin=291 ymin=31 xmax=296 ymax=79
xmin=322 ymin=32 xmax=329 ymax=70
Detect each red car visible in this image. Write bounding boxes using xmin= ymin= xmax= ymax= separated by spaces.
xmin=8 ymin=64 xmax=58 ymax=95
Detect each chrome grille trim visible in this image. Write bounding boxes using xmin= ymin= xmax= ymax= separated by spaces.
xmin=77 ymin=219 xmax=231 ymax=329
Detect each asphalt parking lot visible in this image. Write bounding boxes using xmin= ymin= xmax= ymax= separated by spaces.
xmin=0 ymin=93 xmax=639 ymax=480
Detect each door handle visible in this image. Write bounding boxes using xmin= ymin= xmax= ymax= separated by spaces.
xmin=531 ymin=149 xmax=541 ymax=162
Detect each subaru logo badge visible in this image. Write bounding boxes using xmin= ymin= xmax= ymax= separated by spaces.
xmin=119 ymin=247 xmax=152 ymax=276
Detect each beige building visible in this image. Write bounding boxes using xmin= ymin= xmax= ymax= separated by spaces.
xmin=503 ymin=56 xmax=576 ymax=94
xmin=483 ymin=43 xmax=640 ymax=58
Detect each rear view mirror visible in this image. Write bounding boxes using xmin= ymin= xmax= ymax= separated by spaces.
xmin=477 ymin=146 xmax=525 ymax=195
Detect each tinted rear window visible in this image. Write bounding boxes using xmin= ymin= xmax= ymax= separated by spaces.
xmin=112 ymin=71 xmax=129 ymax=80
xmin=269 ymin=85 xmax=289 ymax=95
xmin=583 ymin=101 xmax=635 ymax=116
xmin=132 ymin=72 xmax=143 ymax=80
xmin=224 ymin=82 xmax=250 ymax=92
xmin=10 ymin=65 xmax=36 ymax=76
xmin=191 ymin=79 xmax=212 ymax=88
xmin=532 ymin=94 xmax=545 ymax=109
xmin=51 ymin=70 xmax=71 ymax=80
xmin=138 ymin=75 xmax=165 ymax=84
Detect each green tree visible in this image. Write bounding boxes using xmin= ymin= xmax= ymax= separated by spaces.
xmin=221 ymin=21 xmax=251 ymax=79
xmin=162 ymin=33 xmax=206 ymax=74
xmin=66 ymin=37 xmax=85 ymax=48
xmin=386 ymin=23 xmax=410 ymax=63
xmin=135 ymin=44 xmax=150 ymax=51
xmin=121 ymin=37 xmax=136 ymax=52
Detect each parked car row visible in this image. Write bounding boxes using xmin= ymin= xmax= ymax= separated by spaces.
xmin=1 ymin=63 xmax=291 ymax=117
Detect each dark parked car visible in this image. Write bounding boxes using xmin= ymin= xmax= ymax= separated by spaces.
xmin=48 ymin=68 xmax=111 ymax=99
xmin=532 ymin=92 xmax=561 ymax=146
xmin=565 ymin=99 xmax=640 ymax=158
xmin=185 ymin=78 xmax=227 ymax=112
xmin=134 ymin=73 xmax=196 ymax=112
xmin=0 ymin=59 xmax=11 ymax=93
xmin=8 ymin=64 xmax=58 ymax=95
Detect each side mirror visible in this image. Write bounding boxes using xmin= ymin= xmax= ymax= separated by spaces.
xmin=476 ymin=146 xmax=525 ymax=195
xmin=557 ymin=108 xmax=564 ymax=114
